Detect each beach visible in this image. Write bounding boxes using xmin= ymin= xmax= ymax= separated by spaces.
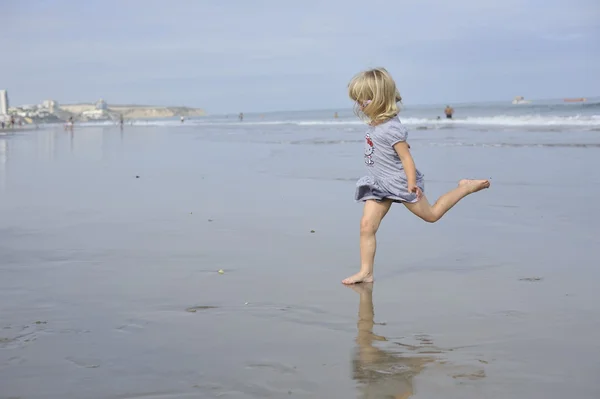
xmin=1 ymin=103 xmax=600 ymax=398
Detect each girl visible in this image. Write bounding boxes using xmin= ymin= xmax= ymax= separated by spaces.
xmin=342 ymin=68 xmax=490 ymax=285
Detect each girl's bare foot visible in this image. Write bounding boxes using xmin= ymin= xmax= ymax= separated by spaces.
xmin=458 ymin=179 xmax=490 ymax=194
xmin=342 ymin=271 xmax=374 ymax=285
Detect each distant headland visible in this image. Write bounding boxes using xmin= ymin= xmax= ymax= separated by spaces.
xmin=2 ymin=97 xmax=206 ymax=125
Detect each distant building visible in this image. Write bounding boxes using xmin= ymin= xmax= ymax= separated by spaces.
xmin=0 ymin=90 xmax=8 ymax=115
xmin=95 ymin=99 xmax=108 ymax=110
xmin=42 ymin=99 xmax=59 ymax=112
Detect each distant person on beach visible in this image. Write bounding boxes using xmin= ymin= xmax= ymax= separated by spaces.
xmin=119 ymin=114 xmax=124 ymax=126
xmin=239 ymin=112 xmax=244 ymax=121
xmin=180 ymin=116 xmax=185 ymax=123
xmin=65 ymin=116 xmax=74 ymax=131
xmin=1 ymin=121 xmax=4 ymax=129
xmin=444 ymin=105 xmax=454 ymax=119
xmin=343 ymin=67 xmax=490 ymax=285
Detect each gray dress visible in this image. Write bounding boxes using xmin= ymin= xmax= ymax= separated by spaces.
xmin=355 ymin=116 xmax=425 ymax=203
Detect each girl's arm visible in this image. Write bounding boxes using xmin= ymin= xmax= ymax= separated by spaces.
xmin=394 ymin=142 xmax=422 ymax=198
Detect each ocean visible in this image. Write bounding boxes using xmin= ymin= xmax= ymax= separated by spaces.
xmin=1 ymin=98 xmax=599 ymax=398
xmin=78 ymin=97 xmax=600 ymax=131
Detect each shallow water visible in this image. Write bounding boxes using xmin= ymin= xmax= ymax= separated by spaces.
xmin=1 ymin=124 xmax=599 ymax=398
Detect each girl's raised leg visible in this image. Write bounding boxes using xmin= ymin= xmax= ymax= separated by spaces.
xmin=404 ymin=179 xmax=489 ymax=223
xmin=342 ymin=199 xmax=392 ymax=285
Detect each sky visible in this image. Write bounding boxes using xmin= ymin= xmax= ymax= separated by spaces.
xmin=2 ymin=0 xmax=599 ymax=113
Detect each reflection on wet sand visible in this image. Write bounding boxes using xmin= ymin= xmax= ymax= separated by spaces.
xmin=350 ymin=283 xmax=435 ymax=399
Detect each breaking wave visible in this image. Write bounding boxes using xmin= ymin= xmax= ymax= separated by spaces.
xmin=75 ymin=114 xmax=600 ymax=130
xmin=400 ymin=114 xmax=600 ymax=127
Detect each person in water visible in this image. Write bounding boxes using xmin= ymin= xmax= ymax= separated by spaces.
xmin=343 ymin=68 xmax=490 ymax=285
xmin=444 ymin=105 xmax=454 ymax=119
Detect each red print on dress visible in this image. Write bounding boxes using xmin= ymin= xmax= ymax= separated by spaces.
xmin=364 ymin=134 xmax=374 ymax=165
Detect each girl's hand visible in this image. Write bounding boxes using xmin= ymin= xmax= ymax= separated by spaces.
xmin=408 ymin=184 xmax=423 ymax=200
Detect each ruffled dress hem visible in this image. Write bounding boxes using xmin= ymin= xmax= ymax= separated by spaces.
xmin=354 ymin=176 xmax=425 ymax=204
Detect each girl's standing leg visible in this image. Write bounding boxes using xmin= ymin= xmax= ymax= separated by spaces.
xmin=342 ymin=199 xmax=392 ymax=285
xmin=404 ymin=179 xmax=490 ymax=222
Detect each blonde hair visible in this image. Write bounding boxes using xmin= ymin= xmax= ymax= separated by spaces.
xmin=348 ymin=67 xmax=402 ymax=124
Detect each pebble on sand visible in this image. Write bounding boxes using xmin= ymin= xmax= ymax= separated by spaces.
xmin=519 ymin=277 xmax=543 ymax=282
xmin=310 ymin=230 xmax=315 ymax=233
xmin=218 ymin=269 xmax=225 ymax=274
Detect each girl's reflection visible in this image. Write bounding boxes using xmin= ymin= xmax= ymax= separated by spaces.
xmin=349 ymin=283 xmax=433 ymax=399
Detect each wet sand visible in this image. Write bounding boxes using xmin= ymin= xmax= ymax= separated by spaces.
xmin=1 ymin=125 xmax=599 ymax=398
